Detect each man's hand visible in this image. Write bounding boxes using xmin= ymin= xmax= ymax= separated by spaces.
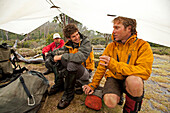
xmin=54 ymin=55 xmax=62 ymax=62
xmin=99 ymin=55 xmax=110 ymax=67
xmin=83 ymin=85 xmax=94 ymax=95
xmin=45 ymin=52 xmax=48 ymax=56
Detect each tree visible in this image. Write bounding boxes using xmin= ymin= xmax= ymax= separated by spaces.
xmin=104 ymin=34 xmax=111 ymax=47
xmin=1 ymin=29 xmax=4 ymax=40
xmin=43 ymin=22 xmax=50 ymax=39
xmin=5 ymin=31 xmax=9 ymax=40
xmin=53 ymin=13 xmax=80 ymax=41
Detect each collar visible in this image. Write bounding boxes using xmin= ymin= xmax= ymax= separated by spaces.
xmin=113 ymin=33 xmax=137 ymax=44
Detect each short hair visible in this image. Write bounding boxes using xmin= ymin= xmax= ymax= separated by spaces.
xmin=112 ymin=16 xmax=137 ymax=34
xmin=63 ymin=23 xmax=79 ymax=38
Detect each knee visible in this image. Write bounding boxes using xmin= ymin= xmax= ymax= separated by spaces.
xmin=67 ymin=62 xmax=78 ymax=71
xmin=125 ymin=76 xmax=143 ymax=96
xmin=126 ymin=76 xmax=143 ymax=89
xmin=103 ymin=94 xmax=119 ymax=108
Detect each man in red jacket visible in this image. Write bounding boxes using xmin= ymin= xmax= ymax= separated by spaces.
xmin=42 ymin=33 xmax=64 ymax=75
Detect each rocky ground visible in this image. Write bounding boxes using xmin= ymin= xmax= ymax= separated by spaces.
xmin=18 ymin=54 xmax=169 ymax=113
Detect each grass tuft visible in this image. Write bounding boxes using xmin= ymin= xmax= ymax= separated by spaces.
xmin=150 ymin=100 xmax=168 ymax=112
xmin=150 ymin=76 xmax=170 ymax=83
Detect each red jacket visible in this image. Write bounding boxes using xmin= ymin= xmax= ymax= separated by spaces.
xmin=42 ymin=39 xmax=64 ymax=55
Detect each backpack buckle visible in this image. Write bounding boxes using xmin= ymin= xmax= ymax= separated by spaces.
xmin=27 ymin=95 xmax=35 ymax=106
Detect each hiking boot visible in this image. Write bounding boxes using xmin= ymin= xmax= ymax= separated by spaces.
xmin=43 ymin=69 xmax=52 ymax=75
xmin=48 ymin=84 xmax=64 ymax=96
xmin=123 ymin=93 xmax=143 ymax=113
xmin=118 ymin=96 xmax=124 ymax=105
xmin=48 ymin=78 xmax=64 ymax=96
xmin=57 ymin=95 xmax=74 ymax=109
xmin=57 ymin=71 xmax=76 ymax=109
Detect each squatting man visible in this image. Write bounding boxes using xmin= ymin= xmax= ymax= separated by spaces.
xmin=83 ymin=16 xmax=154 ymax=113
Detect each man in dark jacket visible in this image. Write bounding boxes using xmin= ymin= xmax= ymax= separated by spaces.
xmin=49 ymin=23 xmax=95 ymax=109
xmin=42 ymin=33 xmax=64 ymax=75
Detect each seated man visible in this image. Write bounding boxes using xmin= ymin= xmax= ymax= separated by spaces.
xmin=42 ymin=33 xmax=64 ymax=75
xmin=49 ymin=23 xmax=95 ymax=109
xmin=83 ymin=16 xmax=154 ymax=113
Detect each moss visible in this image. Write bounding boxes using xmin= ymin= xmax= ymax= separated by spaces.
xmin=150 ymin=76 xmax=170 ymax=83
xmin=150 ymin=100 xmax=168 ymax=112
xmin=163 ymin=94 xmax=170 ymax=98
xmin=153 ymin=60 xmax=167 ymax=65
xmin=141 ymin=99 xmax=153 ymax=111
xmin=152 ymin=68 xmax=170 ymax=76
xmin=102 ymin=102 xmax=122 ymax=113
xmin=158 ymin=83 xmax=170 ymax=89
xmin=144 ymin=84 xmax=162 ymax=93
xmin=153 ymin=54 xmax=170 ymax=61
xmin=140 ymin=99 xmax=162 ymax=113
xmin=144 ymin=91 xmax=154 ymax=100
xmin=139 ymin=110 xmax=161 ymax=113
xmin=152 ymin=64 xmax=170 ymax=72
xmin=160 ymin=101 xmax=170 ymax=110
xmin=152 ymin=47 xmax=170 ymax=55
xmin=145 ymin=91 xmax=168 ymax=103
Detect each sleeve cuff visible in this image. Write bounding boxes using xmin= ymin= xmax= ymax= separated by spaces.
xmin=88 ymin=83 xmax=96 ymax=91
xmin=108 ymin=57 xmax=116 ymax=69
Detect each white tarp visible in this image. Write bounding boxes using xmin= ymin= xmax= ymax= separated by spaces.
xmin=0 ymin=10 xmax=60 ymax=35
xmin=0 ymin=0 xmax=60 ymax=34
xmin=0 ymin=0 xmax=170 ymax=47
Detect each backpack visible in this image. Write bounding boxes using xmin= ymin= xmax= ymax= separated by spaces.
xmin=0 ymin=70 xmax=49 ymax=113
xmin=0 ymin=43 xmax=49 ymax=113
xmin=0 ymin=43 xmax=13 ymax=79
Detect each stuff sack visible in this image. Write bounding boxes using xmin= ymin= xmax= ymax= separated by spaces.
xmin=85 ymin=95 xmax=102 ymax=111
xmin=85 ymin=89 xmax=103 ymax=111
xmin=0 ymin=70 xmax=49 ymax=113
xmin=0 ymin=43 xmax=13 ymax=79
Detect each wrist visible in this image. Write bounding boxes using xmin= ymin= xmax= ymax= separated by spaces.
xmin=45 ymin=52 xmax=48 ymax=56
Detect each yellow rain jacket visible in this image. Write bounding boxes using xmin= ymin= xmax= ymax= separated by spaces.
xmin=88 ymin=34 xmax=154 ymax=90
xmin=62 ymin=33 xmax=95 ymax=71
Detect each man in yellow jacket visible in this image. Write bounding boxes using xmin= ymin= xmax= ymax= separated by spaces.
xmin=83 ymin=16 xmax=154 ymax=113
xmin=50 ymin=23 xmax=94 ymax=109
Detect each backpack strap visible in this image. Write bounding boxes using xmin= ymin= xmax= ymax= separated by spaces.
xmin=0 ymin=74 xmax=21 ymax=88
xmin=0 ymin=43 xmax=8 ymax=49
xmin=19 ymin=76 xmax=35 ymax=106
xmin=0 ymin=43 xmax=11 ymax=63
xmin=0 ymin=43 xmax=19 ymax=70
xmin=0 ymin=59 xmax=9 ymax=63
xmin=10 ymin=49 xmax=19 ymax=69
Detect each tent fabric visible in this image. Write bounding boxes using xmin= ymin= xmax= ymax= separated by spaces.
xmin=0 ymin=9 xmax=60 ymax=34
xmin=0 ymin=0 xmax=60 ymax=34
xmin=54 ymin=0 xmax=170 ymax=47
xmin=0 ymin=0 xmax=170 ymax=47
